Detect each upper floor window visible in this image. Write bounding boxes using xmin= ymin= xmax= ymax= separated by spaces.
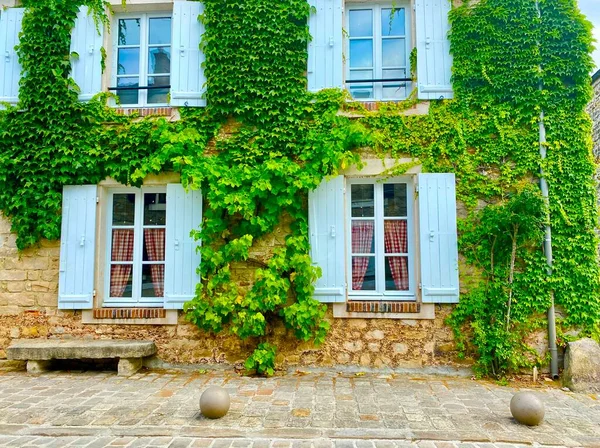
xmin=114 ymin=14 xmax=172 ymax=106
xmin=346 ymin=4 xmax=411 ymax=101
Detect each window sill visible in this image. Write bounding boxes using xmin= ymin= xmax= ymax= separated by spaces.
xmin=82 ymin=309 xmax=178 ymax=325
xmin=338 ymin=101 xmax=430 ymax=117
xmin=114 ymin=107 xmax=174 ymax=117
xmin=333 ymin=302 xmax=435 ymax=319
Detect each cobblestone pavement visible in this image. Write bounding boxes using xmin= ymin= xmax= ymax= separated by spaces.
xmin=0 ymin=369 xmax=598 ymax=448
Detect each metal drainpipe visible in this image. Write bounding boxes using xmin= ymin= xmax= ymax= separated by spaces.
xmin=535 ymin=0 xmax=559 ymax=380
xmin=538 ymin=110 xmax=559 ymax=379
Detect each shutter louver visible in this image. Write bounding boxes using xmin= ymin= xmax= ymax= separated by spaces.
xmin=70 ymin=6 xmax=103 ymax=101
xmin=58 ymin=185 xmax=97 ymax=310
xmin=418 ymin=173 xmax=459 ymax=303
xmin=171 ymin=1 xmax=206 ymax=107
xmin=307 ymin=0 xmax=343 ymax=92
xmin=309 ymin=175 xmax=346 ymax=302
xmin=0 ymin=8 xmax=24 ymax=106
xmin=415 ymin=0 xmax=453 ymax=99
xmin=164 ymin=184 xmax=202 ymax=309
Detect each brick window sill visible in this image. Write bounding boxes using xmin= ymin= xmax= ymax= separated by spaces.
xmin=82 ymin=309 xmax=178 ymax=325
xmin=333 ymin=302 xmax=435 ymax=319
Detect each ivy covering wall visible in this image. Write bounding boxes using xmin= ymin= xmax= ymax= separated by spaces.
xmin=0 ymin=0 xmax=597 ymax=376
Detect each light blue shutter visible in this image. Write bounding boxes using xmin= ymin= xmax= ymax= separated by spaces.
xmin=309 ymin=176 xmax=346 ymax=302
xmin=418 ymin=173 xmax=459 ymax=303
xmin=70 ymin=6 xmax=103 ymax=101
xmin=164 ymin=184 xmax=202 ymax=309
xmin=415 ymin=0 xmax=453 ymax=100
xmin=307 ymin=0 xmax=343 ymax=92
xmin=0 ymin=8 xmax=24 ymax=105
xmin=171 ymin=1 xmax=206 ymax=107
xmin=58 ymin=185 xmax=97 ymax=310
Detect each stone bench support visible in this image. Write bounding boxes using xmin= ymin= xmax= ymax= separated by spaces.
xmin=7 ymin=339 xmax=157 ymax=377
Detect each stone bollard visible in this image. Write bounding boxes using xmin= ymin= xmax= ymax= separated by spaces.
xmin=199 ymin=386 xmax=230 ymax=419
xmin=510 ymin=391 xmax=545 ymax=426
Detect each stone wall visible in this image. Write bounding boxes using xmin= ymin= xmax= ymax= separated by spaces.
xmin=0 ymin=211 xmax=462 ymax=370
xmin=0 ymin=306 xmax=460 ymax=369
xmin=0 ymin=216 xmax=60 ymax=315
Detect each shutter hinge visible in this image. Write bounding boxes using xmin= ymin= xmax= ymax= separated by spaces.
xmin=93 ymin=289 xmax=97 ymax=298
xmin=96 ymin=196 xmax=99 ymax=204
xmin=415 ymin=184 xmax=419 ymax=193
xmin=418 ymin=282 xmax=422 ymax=289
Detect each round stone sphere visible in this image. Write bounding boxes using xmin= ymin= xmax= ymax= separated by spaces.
xmin=199 ymin=386 xmax=230 ymax=419
xmin=510 ymin=391 xmax=545 ymax=426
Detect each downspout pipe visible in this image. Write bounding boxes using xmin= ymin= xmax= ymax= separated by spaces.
xmin=538 ymin=110 xmax=559 ymax=379
xmin=535 ymin=0 xmax=559 ymax=380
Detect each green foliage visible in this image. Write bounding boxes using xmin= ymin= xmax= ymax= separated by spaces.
xmin=1 ymin=0 xmax=598 ymax=378
xmin=244 ymin=342 xmax=277 ymax=376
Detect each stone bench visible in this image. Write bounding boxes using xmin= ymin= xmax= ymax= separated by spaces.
xmin=6 ymin=339 xmax=157 ymax=376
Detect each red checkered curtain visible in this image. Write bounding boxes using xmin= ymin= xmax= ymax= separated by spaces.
xmin=384 ymin=220 xmax=409 ymax=290
xmin=352 ymin=221 xmax=374 ymax=290
xmin=144 ymin=229 xmax=165 ymax=297
xmin=110 ymin=229 xmax=134 ymax=297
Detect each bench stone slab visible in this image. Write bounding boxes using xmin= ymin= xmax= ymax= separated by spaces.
xmin=7 ymin=339 xmax=156 ymax=361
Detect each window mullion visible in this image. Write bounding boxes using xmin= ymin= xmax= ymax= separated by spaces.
xmin=132 ymin=189 xmax=144 ymax=303
xmin=140 ymin=14 xmax=148 ymax=106
xmin=375 ymin=183 xmax=385 ymax=296
xmin=374 ymin=5 xmax=383 ymax=100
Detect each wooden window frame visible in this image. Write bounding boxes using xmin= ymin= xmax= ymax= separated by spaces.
xmin=112 ymin=12 xmax=172 ymax=108
xmin=104 ymin=186 xmax=167 ymax=308
xmin=346 ymin=177 xmax=416 ymax=300
xmin=345 ymin=2 xmax=412 ymax=101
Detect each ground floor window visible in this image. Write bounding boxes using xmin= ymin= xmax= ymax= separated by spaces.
xmin=347 ymin=178 xmax=415 ymax=299
xmin=105 ymin=188 xmax=167 ymax=306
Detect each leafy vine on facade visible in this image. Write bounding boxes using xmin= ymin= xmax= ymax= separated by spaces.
xmin=0 ymin=0 xmax=598 ymax=376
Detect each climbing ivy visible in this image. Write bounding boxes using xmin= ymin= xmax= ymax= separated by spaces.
xmin=0 ymin=0 xmax=598 ymax=376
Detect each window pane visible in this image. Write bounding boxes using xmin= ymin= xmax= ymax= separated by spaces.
xmin=349 ymin=9 xmax=373 ymax=37
xmin=143 ymin=229 xmax=165 ymax=262
xmin=349 ymin=69 xmax=373 ymax=99
xmin=382 ymin=38 xmax=405 ymax=68
xmin=350 ymin=39 xmax=373 ymax=68
xmin=141 ymin=264 xmax=164 ymax=297
xmin=149 ymin=18 xmax=171 ymax=45
xmin=116 ymin=77 xmax=140 ymax=105
xmin=111 ymin=229 xmax=135 ymax=262
xmin=352 ymin=256 xmax=375 ymax=290
xmin=382 ymin=69 xmax=407 ymax=99
xmin=117 ymin=48 xmax=140 ymax=75
xmin=112 ymin=194 xmax=136 ymax=225
xmin=118 ymin=19 xmax=140 ymax=46
xmin=144 ymin=193 xmax=166 ymax=225
xmin=384 ymin=183 xmax=407 ymax=217
xmin=384 ymin=220 xmax=408 ymax=254
xmin=381 ymin=8 xmax=405 ymax=36
xmin=148 ymin=47 xmax=171 ymax=74
xmin=385 ymin=256 xmax=409 ymax=290
xmin=147 ymin=77 xmax=170 ymax=104
xmin=351 ymin=184 xmax=375 ymax=217
xmin=110 ymin=265 xmax=133 ymax=297
xmin=351 ymin=220 xmax=375 ymax=254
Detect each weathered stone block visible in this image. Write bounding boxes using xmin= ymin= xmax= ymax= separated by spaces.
xmin=366 ymin=330 xmax=385 ymax=340
xmin=0 ymin=271 xmax=27 ymax=281
xmin=27 ymin=359 xmax=52 ymax=374
xmin=4 ymin=257 xmax=48 ymax=271
xmin=118 ymin=357 xmax=142 ymax=376
xmin=563 ymin=338 xmax=600 ymax=393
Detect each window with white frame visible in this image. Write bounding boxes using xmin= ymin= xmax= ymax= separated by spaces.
xmin=105 ymin=188 xmax=167 ymax=306
xmin=346 ymin=4 xmax=411 ymax=101
xmin=114 ymin=14 xmax=172 ymax=106
xmin=347 ymin=178 xmax=415 ymax=298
